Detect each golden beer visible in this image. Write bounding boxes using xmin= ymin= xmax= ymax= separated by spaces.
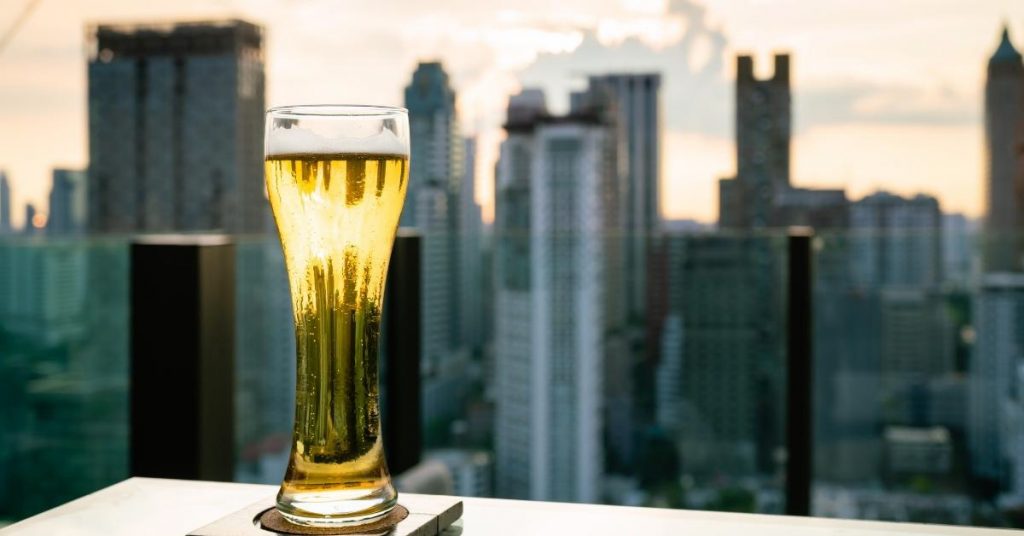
xmin=266 ymin=149 xmax=408 ymax=525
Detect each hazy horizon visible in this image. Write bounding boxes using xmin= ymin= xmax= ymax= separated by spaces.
xmin=2 ymin=0 xmax=1023 ymax=228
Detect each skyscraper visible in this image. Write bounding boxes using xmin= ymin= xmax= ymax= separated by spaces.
xmin=655 ymin=232 xmax=786 ymax=478
xmin=850 ymin=192 xmax=943 ymax=288
xmin=719 ymin=54 xmax=791 ymax=229
xmin=970 ymin=273 xmax=1024 ymax=484
xmin=47 ymin=169 xmax=87 ymax=235
xmin=494 ymin=89 xmax=619 ymax=502
xmin=458 ymin=137 xmax=484 ymax=352
xmin=1006 ymin=372 xmax=1024 ymax=505
xmin=719 ymin=54 xmax=846 ymax=230
xmin=23 ymin=204 xmax=37 ymax=235
xmin=403 ymin=62 xmax=461 ymax=227
xmin=85 ymin=20 xmax=289 ymax=486
xmin=876 ymin=289 xmax=955 ymax=428
xmin=403 ymin=62 xmax=467 ymax=444
xmin=572 ymin=74 xmax=660 ymax=471
xmin=575 ymin=74 xmax=661 ymax=321
xmin=87 ymin=20 xmax=266 ymax=233
xmin=943 ymin=214 xmax=975 ymax=286
xmin=814 ymin=192 xmax=949 ymax=482
xmin=983 ymin=26 xmax=1024 ymax=272
xmin=0 ymin=171 xmax=10 ymax=234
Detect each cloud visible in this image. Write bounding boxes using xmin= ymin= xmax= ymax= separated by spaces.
xmin=798 ymin=81 xmax=977 ymax=128
xmin=514 ymin=0 xmax=979 ymax=140
xmin=518 ymin=0 xmax=731 ymax=137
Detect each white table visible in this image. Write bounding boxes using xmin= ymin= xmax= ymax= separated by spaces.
xmin=2 ymin=478 xmax=1018 ymax=535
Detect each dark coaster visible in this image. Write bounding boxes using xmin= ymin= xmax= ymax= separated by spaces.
xmin=257 ymin=505 xmax=409 ymax=535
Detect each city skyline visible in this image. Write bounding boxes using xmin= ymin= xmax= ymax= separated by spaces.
xmin=3 ymin=1 xmax=1024 ymax=227
xmin=85 ymin=20 xmax=267 ymax=234
xmin=6 ymin=6 xmax=1024 ymax=527
xmin=494 ymin=89 xmax=614 ymax=501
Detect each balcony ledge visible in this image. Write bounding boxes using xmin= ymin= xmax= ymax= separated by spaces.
xmin=1 ymin=478 xmax=1015 ymax=536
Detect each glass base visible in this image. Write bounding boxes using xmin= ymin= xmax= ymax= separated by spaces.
xmin=276 ymin=486 xmax=398 ymax=527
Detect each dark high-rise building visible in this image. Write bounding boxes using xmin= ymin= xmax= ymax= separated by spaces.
xmin=719 ymin=54 xmax=846 ymax=229
xmin=655 ymin=232 xmax=786 ymax=478
xmin=943 ymin=214 xmax=974 ymax=286
xmin=815 ymin=192 xmax=954 ymax=484
xmin=771 ymin=187 xmax=848 ymax=229
xmin=84 ymin=20 xmax=292 ymax=487
xmin=86 ymin=20 xmax=266 ymax=233
xmin=850 ymin=192 xmax=943 ymax=288
xmin=403 ymin=63 xmax=459 ymax=350
xmin=23 ymin=204 xmax=37 ymax=235
xmin=403 ymin=62 xmax=461 ymax=225
xmin=720 ymin=54 xmax=791 ymax=228
xmin=983 ymin=26 xmax=1024 ymax=272
xmin=47 ymin=169 xmax=87 ymax=235
xmin=0 ymin=171 xmax=10 ymax=234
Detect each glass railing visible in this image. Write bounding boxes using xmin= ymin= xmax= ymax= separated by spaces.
xmin=232 ymin=237 xmax=293 ymax=486
xmin=639 ymin=230 xmax=790 ymax=513
xmin=811 ymin=228 xmax=980 ymax=525
xmin=3 ymin=223 xmax=1022 ymax=529
xmin=0 ymin=236 xmax=130 ymax=520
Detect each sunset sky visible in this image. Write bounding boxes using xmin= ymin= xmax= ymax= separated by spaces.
xmin=2 ymin=0 xmax=1023 ymax=227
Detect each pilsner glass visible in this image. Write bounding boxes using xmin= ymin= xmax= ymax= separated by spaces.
xmin=264 ymin=105 xmax=409 ymax=527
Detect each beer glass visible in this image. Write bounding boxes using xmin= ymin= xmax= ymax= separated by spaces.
xmin=265 ymin=105 xmax=409 ymax=526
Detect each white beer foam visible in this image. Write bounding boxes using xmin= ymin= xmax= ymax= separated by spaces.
xmin=266 ymin=127 xmax=407 ymax=157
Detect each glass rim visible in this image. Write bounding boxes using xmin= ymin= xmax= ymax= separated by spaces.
xmin=266 ymin=104 xmax=408 ymax=118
